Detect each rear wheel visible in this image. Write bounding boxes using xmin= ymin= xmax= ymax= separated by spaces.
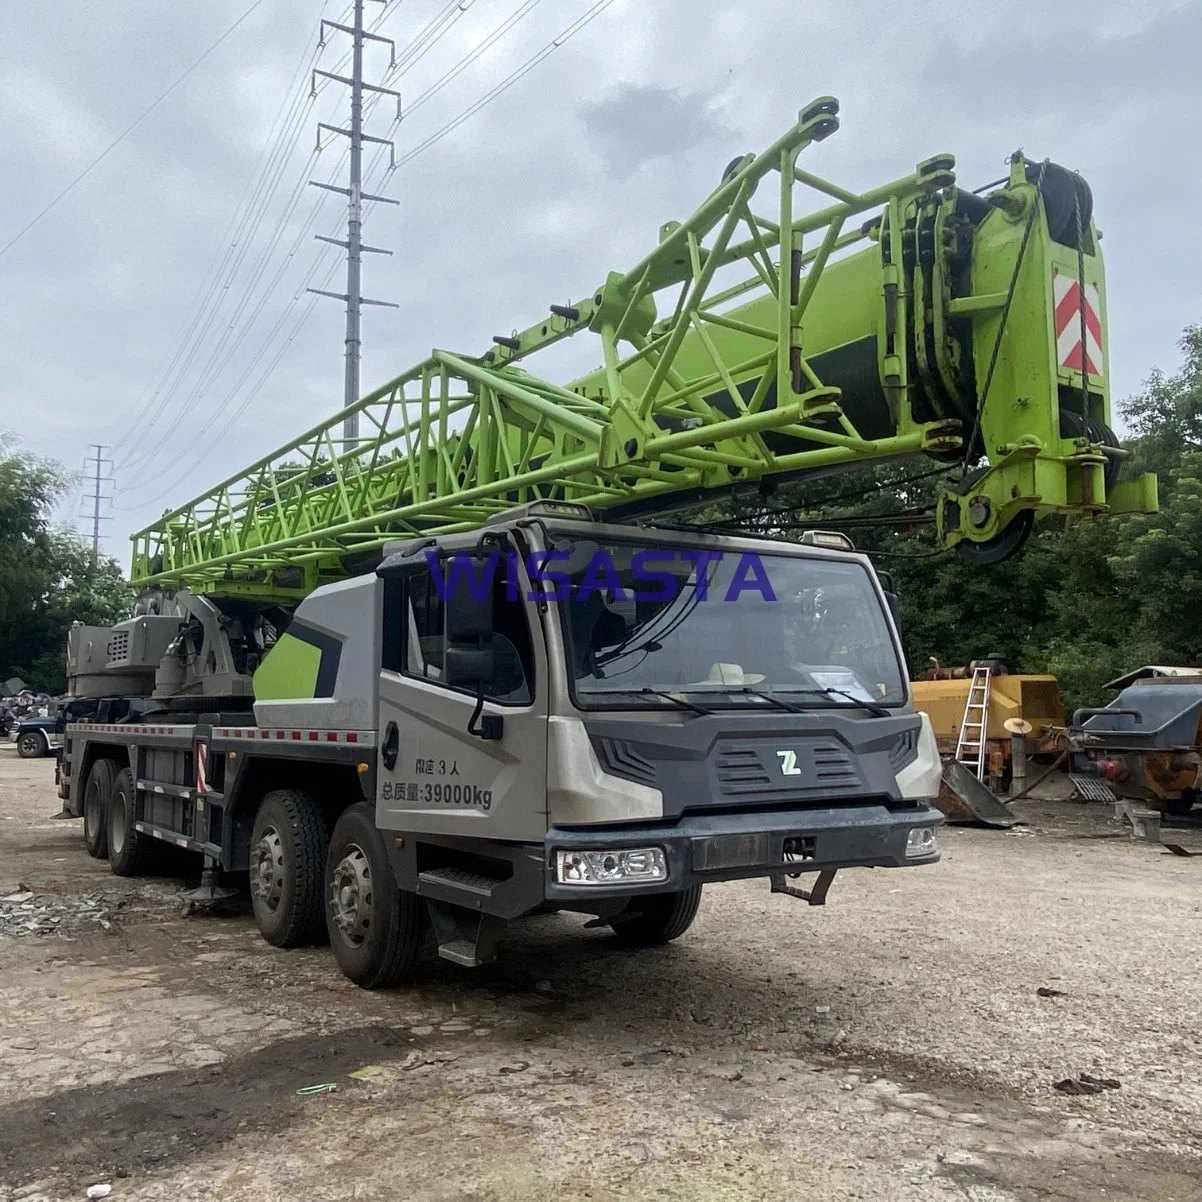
xmin=108 ymin=767 xmax=152 ymax=876
xmin=249 ymin=790 xmax=328 ymax=948
xmin=326 ymin=802 xmax=425 ymax=989
xmin=83 ymin=759 xmax=116 ymax=859
xmin=610 ymin=885 xmax=703 ymax=947
xmin=17 ymin=732 xmax=46 ymax=758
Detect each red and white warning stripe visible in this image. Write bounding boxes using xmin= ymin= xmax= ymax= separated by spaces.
xmin=195 ymin=742 xmax=210 ymax=796
xmin=1053 ymin=270 xmax=1104 ymax=376
xmin=213 ymin=727 xmax=375 ymax=745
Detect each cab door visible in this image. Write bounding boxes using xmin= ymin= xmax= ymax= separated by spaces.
xmin=375 ymin=556 xmax=549 ymax=844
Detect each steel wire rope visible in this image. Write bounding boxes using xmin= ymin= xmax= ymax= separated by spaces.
xmin=112 ymin=1 xmax=341 ymax=457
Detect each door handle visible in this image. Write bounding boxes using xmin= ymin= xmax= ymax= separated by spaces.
xmin=382 ymin=721 xmax=399 ymax=771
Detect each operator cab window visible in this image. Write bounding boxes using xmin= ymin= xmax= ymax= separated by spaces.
xmin=397 ymin=562 xmax=536 ymax=705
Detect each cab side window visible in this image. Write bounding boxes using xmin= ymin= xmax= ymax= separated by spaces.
xmin=389 ymin=561 xmax=536 ymax=705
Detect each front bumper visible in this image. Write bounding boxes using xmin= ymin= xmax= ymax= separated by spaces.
xmin=543 ymin=802 xmax=942 ymax=902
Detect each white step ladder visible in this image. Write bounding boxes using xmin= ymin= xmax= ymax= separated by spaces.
xmin=954 ymin=665 xmax=992 ymax=781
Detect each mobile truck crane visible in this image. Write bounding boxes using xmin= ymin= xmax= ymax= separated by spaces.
xmin=57 ymin=98 xmax=1155 ymax=987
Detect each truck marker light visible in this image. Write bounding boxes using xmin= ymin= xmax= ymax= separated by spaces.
xmin=905 ymin=827 xmax=937 ymax=858
xmin=357 ymin=762 xmax=370 ymax=774
xmin=555 ymin=847 xmax=667 ymax=885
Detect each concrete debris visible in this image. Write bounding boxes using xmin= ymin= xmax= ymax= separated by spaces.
xmin=0 ymin=885 xmax=182 ymax=939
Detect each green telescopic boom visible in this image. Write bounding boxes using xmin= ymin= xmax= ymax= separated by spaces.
xmin=131 ymin=96 xmax=1157 ymax=605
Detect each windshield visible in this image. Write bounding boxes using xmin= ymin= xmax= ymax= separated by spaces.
xmin=552 ymin=538 xmax=906 ymax=710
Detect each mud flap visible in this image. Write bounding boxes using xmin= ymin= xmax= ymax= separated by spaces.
xmin=937 ymin=759 xmax=1019 ymax=828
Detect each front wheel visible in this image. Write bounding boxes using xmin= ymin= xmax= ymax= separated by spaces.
xmin=17 ymin=732 xmax=47 ymax=759
xmin=610 ymin=885 xmax=703 ymax=947
xmin=326 ymin=803 xmax=425 ymax=989
xmin=249 ymin=790 xmax=329 ymax=948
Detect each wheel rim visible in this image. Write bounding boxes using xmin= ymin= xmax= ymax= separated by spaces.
xmin=329 ymin=844 xmax=373 ymax=948
xmin=19 ymin=735 xmax=39 ymax=755
xmin=250 ymin=826 xmax=286 ymax=913
xmin=110 ymin=793 xmax=126 ymax=855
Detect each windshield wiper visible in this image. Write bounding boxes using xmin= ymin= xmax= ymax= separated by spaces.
xmin=778 ymin=687 xmax=892 ymax=718
xmin=636 ymin=688 xmax=712 ymax=715
xmin=733 ymin=687 xmax=803 ymax=713
xmin=591 ymin=687 xmax=711 ymax=711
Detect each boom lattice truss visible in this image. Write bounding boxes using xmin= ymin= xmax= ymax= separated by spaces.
xmin=131 ymin=96 xmax=1149 ymax=602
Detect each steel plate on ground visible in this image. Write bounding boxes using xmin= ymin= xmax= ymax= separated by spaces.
xmin=937 ymin=759 xmax=1019 ymax=827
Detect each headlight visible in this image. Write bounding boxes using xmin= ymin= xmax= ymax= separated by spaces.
xmin=905 ymin=827 xmax=938 ymax=858
xmin=554 ymin=847 xmax=668 ymax=885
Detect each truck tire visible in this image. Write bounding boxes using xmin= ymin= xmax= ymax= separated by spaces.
xmin=83 ymin=759 xmax=116 ymax=859
xmin=610 ymin=885 xmax=703 ymax=947
xmin=17 ymin=731 xmax=47 ymax=758
xmin=250 ymin=790 xmax=328 ymax=948
xmin=108 ymin=767 xmax=152 ymax=877
xmin=326 ymin=802 xmax=425 ymax=989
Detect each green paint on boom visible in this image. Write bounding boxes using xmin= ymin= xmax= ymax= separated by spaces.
xmin=130 ymin=97 xmax=1156 ymax=605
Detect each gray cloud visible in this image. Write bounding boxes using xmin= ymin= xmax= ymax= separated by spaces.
xmin=579 ymin=83 xmax=729 ymax=180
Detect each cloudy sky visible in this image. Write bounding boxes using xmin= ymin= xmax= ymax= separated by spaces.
xmin=1 ymin=0 xmax=1197 ymax=563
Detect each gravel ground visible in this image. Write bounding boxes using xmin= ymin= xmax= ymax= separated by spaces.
xmin=1 ymin=742 xmax=1201 ymax=1202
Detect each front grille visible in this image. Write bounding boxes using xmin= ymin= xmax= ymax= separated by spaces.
xmin=714 ymin=746 xmax=771 ymax=788
xmin=714 ymin=740 xmax=862 ymax=797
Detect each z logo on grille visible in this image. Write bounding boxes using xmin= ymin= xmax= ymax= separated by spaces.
xmin=776 ymin=749 xmax=801 ymax=776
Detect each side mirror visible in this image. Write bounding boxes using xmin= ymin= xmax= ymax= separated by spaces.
xmin=444 ymin=643 xmax=496 ymax=688
xmin=445 ymin=572 xmax=494 ymax=642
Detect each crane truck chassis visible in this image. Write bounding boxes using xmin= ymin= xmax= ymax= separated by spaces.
xmin=59 ymin=509 xmax=943 ymax=985
xmin=56 ymin=95 xmax=1155 ymax=986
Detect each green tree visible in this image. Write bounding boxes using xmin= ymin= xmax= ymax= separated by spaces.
xmin=0 ymin=434 xmax=136 ymax=694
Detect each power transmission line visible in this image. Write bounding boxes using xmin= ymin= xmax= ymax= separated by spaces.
xmin=118 ymin=0 xmax=623 ymax=512
xmin=117 ymin=2 xmax=407 ymax=471
xmin=111 ymin=0 xmax=339 ymax=459
xmin=394 ymin=0 xmax=620 ymax=170
xmin=0 ymin=0 xmax=270 ymax=261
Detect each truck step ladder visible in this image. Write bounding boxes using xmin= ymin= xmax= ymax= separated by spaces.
xmin=954 ymin=666 xmax=992 ymax=781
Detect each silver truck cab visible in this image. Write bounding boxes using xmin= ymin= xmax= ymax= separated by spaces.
xmin=259 ymin=503 xmax=943 ymax=983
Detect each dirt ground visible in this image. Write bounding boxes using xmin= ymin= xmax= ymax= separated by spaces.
xmin=1 ymin=743 xmax=1201 ymax=1202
